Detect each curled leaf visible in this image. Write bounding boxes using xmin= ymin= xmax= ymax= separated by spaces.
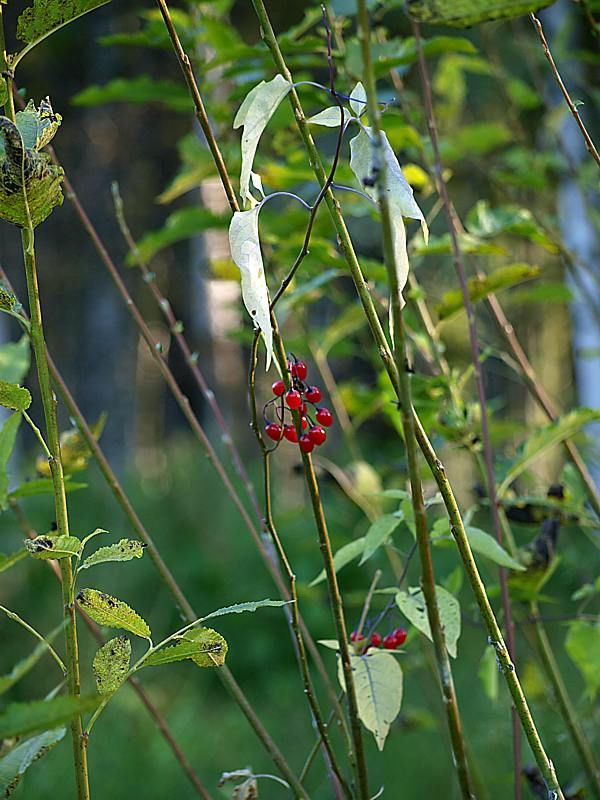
xmin=144 ymin=627 xmax=227 ymax=668
xmin=25 ymin=534 xmax=82 ymax=560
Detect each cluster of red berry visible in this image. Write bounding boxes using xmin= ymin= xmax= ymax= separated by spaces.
xmin=264 ymin=357 xmax=333 ymax=454
xmin=350 ymin=627 xmax=407 ymax=652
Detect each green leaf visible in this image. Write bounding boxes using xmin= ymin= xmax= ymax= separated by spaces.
xmin=0 ymin=623 xmax=63 ymax=696
xmin=405 ymin=0 xmax=555 ymax=26
xmin=435 ymin=264 xmax=540 ymax=321
xmin=157 ymin=134 xmax=216 ymax=205
xmin=133 ymin=207 xmax=227 ymax=263
xmin=565 ymin=621 xmax=600 ymax=699
xmin=25 ymin=534 xmax=82 ymax=560
xmin=0 ymin=337 xmax=30 ymax=385
xmin=72 ymin=76 xmax=191 ymax=112
xmin=360 ymin=515 xmax=402 ymax=564
xmin=80 ymin=539 xmax=145 ymax=570
xmin=229 ymin=207 xmax=273 ymax=370
xmin=0 ymin=729 xmax=65 ymax=797
xmin=498 ymin=409 xmax=600 ymax=496
xmin=396 ymin=585 xmax=461 ymax=658
xmin=145 ymin=627 xmax=228 ymax=668
xmin=16 ymin=0 xmax=111 ymax=48
xmin=76 ymin=588 xmax=151 ymax=639
xmin=0 ymin=695 xmax=101 ymax=739
xmin=307 ymin=106 xmax=350 ymax=127
xmin=478 ymin=645 xmax=499 ymax=702
xmin=465 ymin=527 xmax=525 ymax=571
xmin=0 ymin=549 xmax=27 ymax=574
xmin=9 ymin=477 xmax=87 ymax=499
xmin=338 ymin=651 xmax=403 ymax=750
xmin=310 ymin=537 xmax=366 ymax=586
xmin=466 ymin=201 xmax=558 ymax=252
xmin=92 ymin=636 xmax=131 ymax=694
xmin=0 ymin=413 xmax=22 ymax=509
xmin=201 ymin=599 xmax=291 ymax=622
xmin=233 ymin=74 xmax=292 ymax=206
xmin=0 ymin=380 xmax=31 ymax=411
xmin=13 ymin=100 xmax=62 ymax=151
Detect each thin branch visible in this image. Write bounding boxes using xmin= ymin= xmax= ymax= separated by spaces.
xmin=0 ymin=605 xmax=66 ymax=675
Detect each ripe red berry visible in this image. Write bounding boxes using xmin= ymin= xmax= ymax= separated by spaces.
xmin=304 ymin=385 xmax=322 ymax=403
xmin=271 ymin=379 xmax=285 ymax=396
xmin=283 ymin=425 xmax=298 ymax=443
xmin=316 ymin=407 xmax=333 ymax=427
xmin=291 ymin=360 xmax=307 ymax=380
xmin=370 ymin=632 xmax=382 ymax=647
xmin=350 ymin=630 xmax=364 ymax=643
xmin=299 ymin=435 xmax=314 ymax=453
xmin=285 ymin=390 xmax=302 ymax=410
xmin=383 ymin=634 xmax=397 ymax=650
xmin=265 ymin=423 xmax=282 ymax=441
xmin=301 ymin=415 xmax=308 ymax=430
xmin=392 ymin=627 xmax=407 ymax=647
xmin=308 ymin=426 xmax=327 ymax=446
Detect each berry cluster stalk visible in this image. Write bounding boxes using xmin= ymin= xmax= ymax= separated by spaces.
xmin=356 ymin=3 xmax=474 ymax=797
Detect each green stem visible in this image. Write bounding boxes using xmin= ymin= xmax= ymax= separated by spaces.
xmin=0 ymin=605 xmax=66 ymax=674
xmin=356 ymin=4 xmax=475 ymax=797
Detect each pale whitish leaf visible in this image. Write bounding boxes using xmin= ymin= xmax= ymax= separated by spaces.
xmin=0 ymin=549 xmax=27 ymax=574
xmin=0 ymin=381 xmax=31 ymax=411
xmin=233 ymin=75 xmax=292 ymax=206
xmin=92 ymin=636 xmax=131 ymax=694
xmin=478 ymin=645 xmax=499 ymax=702
xmin=0 ymin=695 xmax=101 ymax=739
xmin=0 ymin=413 xmax=21 ymax=509
xmin=349 ymin=127 xmax=428 ymax=306
xmin=25 ymin=534 xmax=81 ymax=560
xmin=76 ymin=588 xmax=151 ymax=639
xmin=338 ymin=651 xmax=403 ymax=750
xmin=466 ymin=526 xmax=525 ymax=571
xmin=317 ymin=639 xmax=340 ymax=650
xmin=201 ymin=599 xmax=290 ymax=622
xmin=16 ymin=0 xmax=111 ymax=48
xmin=0 ymin=623 xmax=62 ymax=695
xmin=80 ymin=539 xmax=145 ymax=570
xmin=228 ymin=207 xmax=273 ymax=369
xmin=307 ymin=106 xmax=350 ymax=127
xmin=249 ymin=171 xmax=265 ymax=199
xmin=349 ymin=82 xmax=367 ymax=116
xmin=145 ymin=627 xmax=228 ymax=668
xmin=396 ymin=585 xmax=461 ymax=658
xmin=498 ymin=408 xmax=600 ymax=497
xmin=310 ymin=537 xmax=366 ymax=586
xmin=0 ymin=728 xmax=65 ymax=797
xmin=360 ymin=515 xmax=402 ymax=564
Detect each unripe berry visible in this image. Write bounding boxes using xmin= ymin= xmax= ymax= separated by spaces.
xmin=370 ymin=632 xmax=382 ymax=648
xmin=291 ymin=360 xmax=307 ymax=380
xmin=304 ymin=385 xmax=322 ymax=403
xmin=383 ymin=634 xmax=397 ymax=650
xmin=308 ymin=426 xmax=327 ymax=446
xmin=299 ymin=435 xmax=314 ymax=453
xmin=285 ymin=389 xmax=302 ymax=410
xmin=283 ymin=425 xmax=298 ymax=443
xmin=392 ymin=627 xmax=407 ymax=647
xmin=316 ymin=407 xmax=333 ymax=427
xmin=265 ymin=423 xmax=282 ymax=441
xmin=271 ymin=379 xmax=285 ymax=396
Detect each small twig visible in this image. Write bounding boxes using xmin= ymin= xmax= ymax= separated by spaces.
xmin=0 ymin=605 xmax=66 ymax=675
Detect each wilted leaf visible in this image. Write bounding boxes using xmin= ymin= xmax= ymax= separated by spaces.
xmin=396 ymin=585 xmax=461 ymax=657
xmin=0 ymin=336 xmax=30 ymax=385
xmin=0 ymin=549 xmax=27 ymax=574
xmin=145 ymin=627 xmax=227 ymax=668
xmin=0 ymin=380 xmax=31 ymax=411
xmin=92 ymin=636 xmax=131 ymax=694
xmin=80 ymin=539 xmax=145 ymax=570
xmin=565 ymin=620 xmax=600 ymax=699
xmin=17 ymin=0 xmax=111 ymax=47
xmin=201 ymin=599 xmax=290 ymax=622
xmin=76 ymin=588 xmax=151 ymax=639
xmin=0 ymin=728 xmax=65 ymax=797
xmin=25 ymin=534 xmax=81 ymax=560
xmin=338 ymin=651 xmax=403 ymax=750
xmin=228 ymin=207 xmax=273 ymax=369
xmin=466 ymin=527 xmax=525 ymax=571
xmin=360 ymin=515 xmax=402 ymax=564
xmin=310 ymin=537 xmax=366 ymax=586
xmin=233 ymin=74 xmax=292 ymax=206
xmin=0 ymin=695 xmax=100 ymax=739
xmin=405 ymin=0 xmax=555 ymax=26
xmin=13 ymin=100 xmax=61 ymax=151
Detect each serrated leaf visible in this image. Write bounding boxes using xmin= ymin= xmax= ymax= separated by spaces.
xmin=396 ymin=585 xmax=461 ymax=658
xmin=25 ymin=534 xmax=82 ymax=560
xmin=307 ymin=106 xmax=350 ymax=127
xmin=145 ymin=627 xmax=227 ymax=668
xmin=498 ymin=409 xmax=600 ymax=497
xmin=465 ymin=527 xmax=525 ymax=571
xmin=76 ymin=589 xmax=151 ymax=639
xmin=0 ymin=380 xmax=31 ymax=411
xmin=0 ymin=549 xmax=27 ymax=574
xmin=16 ymin=0 xmax=111 ymax=48
xmin=0 ymin=728 xmax=65 ymax=797
xmin=405 ymin=0 xmax=555 ymax=26
xmin=92 ymin=636 xmax=131 ymax=694
xmin=9 ymin=477 xmax=86 ymax=499
xmin=310 ymin=537 xmax=366 ymax=586
xmin=565 ymin=620 xmax=600 ymax=700
xmin=201 ymin=599 xmax=291 ymax=622
xmin=360 ymin=515 xmax=402 ymax=564
xmin=349 ymin=127 xmax=428 ymax=306
xmin=80 ymin=539 xmax=145 ymax=570
xmin=228 ymin=207 xmax=273 ymax=370
xmin=349 ymin=82 xmax=367 ymax=116
xmin=338 ymin=651 xmax=403 ymax=750
xmin=233 ymin=74 xmax=292 ymax=206
xmin=0 ymin=336 xmax=30 ymax=385
xmin=0 ymin=623 xmax=63 ymax=695
xmin=0 ymin=695 xmax=101 ymax=739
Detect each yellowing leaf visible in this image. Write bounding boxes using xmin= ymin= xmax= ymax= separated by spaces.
xmin=80 ymin=539 xmax=145 ymax=570
xmin=92 ymin=636 xmax=131 ymax=694
xmin=396 ymin=585 xmax=461 ymax=658
xmin=0 ymin=380 xmax=31 ymax=411
xmin=144 ymin=627 xmax=227 ymax=668
xmin=76 ymin=588 xmax=151 ymax=639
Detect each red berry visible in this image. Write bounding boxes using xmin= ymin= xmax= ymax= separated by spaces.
xmin=370 ymin=632 xmax=382 ymax=647
xmin=285 ymin=390 xmax=302 ymax=410
xmin=316 ymin=407 xmax=333 ymax=427
xmin=392 ymin=627 xmax=407 ymax=647
xmin=271 ymin=379 xmax=285 ymax=396
xmin=304 ymin=385 xmax=322 ymax=404
xmin=350 ymin=630 xmax=364 ymax=643
xmin=301 ymin=415 xmax=308 ymax=430
xmin=308 ymin=426 xmax=327 ymax=446
xmin=299 ymin=435 xmax=314 ymax=453
xmin=265 ymin=423 xmax=282 ymax=441
xmin=383 ymin=634 xmax=397 ymax=650
xmin=291 ymin=360 xmax=307 ymax=380
xmin=301 ymin=402 xmax=308 ymax=414
xmin=283 ymin=425 xmax=298 ymax=443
